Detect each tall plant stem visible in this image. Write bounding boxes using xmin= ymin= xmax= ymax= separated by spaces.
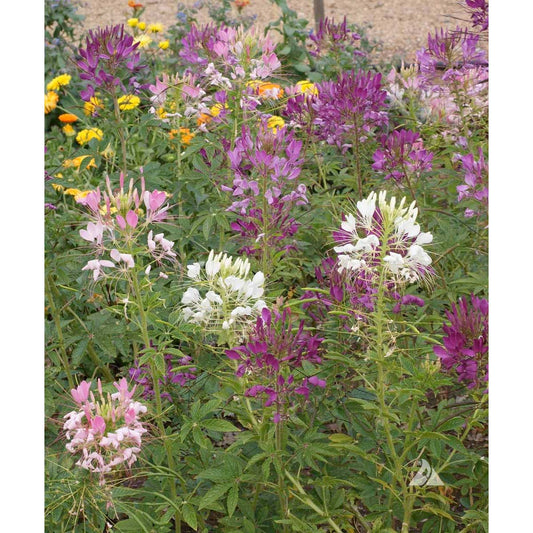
xmin=112 ymin=90 xmax=128 ymax=177
xmin=373 ymin=228 xmax=413 ymax=531
xmin=275 ymin=418 xmax=289 ymax=532
xmin=352 ymin=120 xmax=363 ymax=197
xmin=130 ymin=272 xmax=182 ymax=533
xmin=45 ymin=275 xmax=75 ymax=390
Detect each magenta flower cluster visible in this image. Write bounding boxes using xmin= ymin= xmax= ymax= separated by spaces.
xmin=433 ymin=294 xmax=488 ymax=390
xmin=129 ymin=353 xmax=196 ymax=401
xmin=372 ymin=129 xmax=433 ymax=182
xmin=76 ymin=24 xmax=146 ymax=101
xmin=63 ymin=378 xmax=147 ymax=484
xmin=223 ymin=122 xmax=307 ymax=257
xmin=226 ymin=308 xmax=325 ymax=423
xmin=284 ymin=70 xmax=388 ymax=149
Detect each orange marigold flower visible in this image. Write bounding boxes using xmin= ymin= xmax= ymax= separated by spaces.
xmin=169 ymin=128 xmax=195 ymax=145
xmin=257 ymin=81 xmax=284 ymax=99
xmin=234 ymin=0 xmax=250 ymax=8
xmin=45 ymin=91 xmax=59 ymax=114
xmin=58 ymin=113 xmax=79 ymax=123
xmin=128 ymin=0 xmax=143 ymax=8
xmin=197 ymin=113 xmax=212 ymax=126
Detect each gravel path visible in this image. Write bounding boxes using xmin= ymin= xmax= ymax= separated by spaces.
xmin=77 ymin=0 xmax=475 ymax=63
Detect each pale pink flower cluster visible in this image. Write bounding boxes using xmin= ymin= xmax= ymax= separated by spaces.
xmin=77 ymin=172 xmax=175 ymax=281
xmin=63 ymin=378 xmax=147 ymax=485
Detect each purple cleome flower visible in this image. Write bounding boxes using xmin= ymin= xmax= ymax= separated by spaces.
xmin=372 ymin=129 xmax=433 ymax=182
xmin=308 ymin=16 xmax=364 ymax=59
xmin=226 ymin=307 xmax=325 ymax=422
xmin=76 ymin=24 xmax=146 ymax=100
xmin=284 ymin=70 xmax=388 ymax=149
xmin=465 ymin=0 xmax=489 ymax=32
xmin=433 ymin=294 xmax=488 ymax=390
xmin=223 ymin=122 xmax=307 ymax=257
xmin=129 ymin=353 xmax=196 ymax=401
xmin=455 ymin=147 xmax=488 ymax=218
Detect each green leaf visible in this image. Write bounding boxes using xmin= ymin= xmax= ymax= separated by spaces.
xmin=201 ymin=419 xmax=240 ymax=432
xmin=328 ymin=433 xmax=354 ymax=444
xmin=227 ymin=485 xmax=239 ymax=517
xmin=198 ymin=482 xmax=233 ymax=510
xmin=71 ymin=337 xmax=89 ymax=365
xmin=182 ymin=503 xmax=198 ymax=531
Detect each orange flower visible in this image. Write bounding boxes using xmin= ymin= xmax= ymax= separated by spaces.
xmin=58 ymin=113 xmax=79 ymax=123
xmin=257 ymin=81 xmax=284 ymax=99
xmin=128 ymin=0 xmax=143 ymax=8
xmin=169 ymin=128 xmax=195 ymax=145
xmin=197 ymin=113 xmax=212 ymax=126
xmin=234 ymin=0 xmax=250 ymax=8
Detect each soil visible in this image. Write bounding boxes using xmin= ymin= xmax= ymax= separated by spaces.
xmin=77 ymin=0 xmax=476 ymax=64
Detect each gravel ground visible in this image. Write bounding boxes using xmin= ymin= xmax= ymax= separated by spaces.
xmin=77 ymin=0 xmax=476 ymax=63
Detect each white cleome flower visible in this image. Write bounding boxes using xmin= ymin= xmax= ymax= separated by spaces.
xmin=334 ymin=190 xmax=433 ymax=284
xmin=181 ymin=250 xmax=267 ymax=340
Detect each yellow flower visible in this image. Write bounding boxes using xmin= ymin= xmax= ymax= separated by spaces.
xmin=64 ymin=188 xmax=92 ymax=201
xmin=257 ymin=81 xmax=284 ymax=99
xmin=46 ymin=74 xmax=72 ymax=91
xmin=127 ymin=17 xmax=139 ymax=27
xmin=137 ymin=21 xmax=146 ymax=31
xmin=76 ymin=128 xmax=103 ymax=145
xmin=134 ymin=34 xmax=151 ymax=48
xmin=117 ymin=94 xmax=141 ymax=110
xmin=267 ymin=115 xmax=285 ymax=133
xmin=52 ymin=183 xmax=65 ymax=192
xmin=295 ymin=80 xmax=318 ymax=96
xmin=169 ymin=128 xmax=195 ymax=145
xmin=63 ymin=155 xmax=97 ymax=170
xmin=62 ymin=124 xmax=76 ymax=136
xmin=84 ymin=96 xmax=104 ymax=116
xmin=158 ymin=40 xmax=170 ymax=50
xmin=148 ymin=23 xmax=163 ymax=33
xmin=45 ymin=91 xmax=59 ymax=114
xmin=155 ymin=107 xmax=167 ymax=119
xmin=210 ymin=103 xmax=228 ymax=117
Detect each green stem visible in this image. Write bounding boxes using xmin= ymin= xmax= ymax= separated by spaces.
xmin=111 ymin=89 xmax=128 ymax=177
xmin=45 ymin=275 xmax=75 ymax=390
xmin=275 ymin=418 xmax=289 ymax=532
xmin=130 ymin=271 xmax=182 ymax=533
xmin=353 ymin=119 xmax=363 ymax=197
xmin=373 ymin=227 xmax=412 ymax=530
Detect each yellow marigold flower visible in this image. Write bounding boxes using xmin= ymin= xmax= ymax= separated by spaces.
xmin=45 ymin=91 xmax=59 ymax=114
xmin=46 ymin=74 xmax=72 ymax=92
xmin=117 ymin=94 xmax=141 ymax=110
xmin=148 ymin=23 xmax=163 ymax=33
xmin=52 ymin=183 xmax=65 ymax=192
xmin=76 ymin=128 xmax=103 ymax=145
xmin=158 ymin=40 xmax=170 ymax=50
xmin=267 ymin=115 xmax=285 ymax=133
xmin=169 ymin=128 xmax=195 ymax=145
xmin=127 ymin=17 xmax=139 ymax=27
xmin=71 ymin=189 xmax=93 ymax=201
xmin=155 ymin=107 xmax=167 ymax=119
xmin=58 ymin=113 xmax=79 ymax=123
xmin=64 ymin=188 xmax=82 ymax=196
xmin=134 ymin=34 xmax=151 ymax=48
xmin=63 ymin=155 xmax=97 ymax=170
xmin=137 ymin=21 xmax=146 ymax=31
xmin=62 ymin=124 xmax=76 ymax=137
xmin=295 ymin=80 xmax=318 ymax=96
xmin=84 ymin=96 xmax=104 ymax=116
